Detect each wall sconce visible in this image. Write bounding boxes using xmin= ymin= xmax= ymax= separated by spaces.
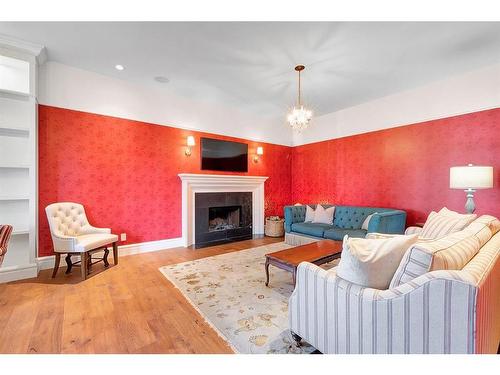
xmin=185 ymin=136 xmax=195 ymax=156
xmin=253 ymin=146 xmax=264 ymax=163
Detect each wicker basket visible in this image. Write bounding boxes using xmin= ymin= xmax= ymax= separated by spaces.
xmin=265 ymin=217 xmax=285 ymax=237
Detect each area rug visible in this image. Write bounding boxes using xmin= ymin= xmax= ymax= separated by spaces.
xmin=159 ymin=242 xmax=338 ymax=354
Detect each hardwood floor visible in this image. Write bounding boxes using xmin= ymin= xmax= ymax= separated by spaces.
xmin=0 ymin=236 xmax=283 ymax=354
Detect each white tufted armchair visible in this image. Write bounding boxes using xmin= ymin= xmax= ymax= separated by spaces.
xmin=45 ymin=202 xmax=119 ymax=280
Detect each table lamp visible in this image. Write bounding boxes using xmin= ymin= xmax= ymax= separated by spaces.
xmin=450 ymin=164 xmax=493 ymax=214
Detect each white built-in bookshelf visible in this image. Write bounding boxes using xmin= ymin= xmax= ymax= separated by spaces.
xmin=0 ymin=37 xmax=44 ymax=282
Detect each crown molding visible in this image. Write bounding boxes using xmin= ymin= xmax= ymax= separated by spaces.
xmin=0 ymin=33 xmax=47 ymax=63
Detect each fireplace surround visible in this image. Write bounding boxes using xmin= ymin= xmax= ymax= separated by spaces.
xmin=178 ymin=174 xmax=268 ymax=247
xmin=195 ymin=192 xmax=252 ymax=247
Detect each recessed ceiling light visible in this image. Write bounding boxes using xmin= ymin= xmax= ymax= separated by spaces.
xmin=154 ymin=76 xmax=169 ymax=83
xmin=115 ymin=64 xmax=124 ymax=71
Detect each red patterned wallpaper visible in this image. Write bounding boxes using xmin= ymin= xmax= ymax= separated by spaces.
xmin=38 ymin=105 xmax=499 ymax=257
xmin=38 ymin=105 xmax=292 ymax=256
xmin=291 ymin=108 xmax=500 ymax=226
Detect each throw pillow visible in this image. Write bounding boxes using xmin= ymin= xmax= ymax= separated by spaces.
xmin=438 ymin=207 xmax=477 ymax=220
xmin=337 ymin=234 xmax=419 ymax=289
xmin=312 ymin=205 xmax=335 ymax=225
xmin=304 ymin=205 xmax=315 ymax=222
xmin=361 ymin=212 xmax=378 ymax=230
xmin=389 ymin=217 xmax=492 ymax=288
xmin=419 ymin=209 xmax=476 ymax=239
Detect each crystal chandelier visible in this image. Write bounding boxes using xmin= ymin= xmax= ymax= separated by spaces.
xmin=287 ymin=65 xmax=312 ymax=132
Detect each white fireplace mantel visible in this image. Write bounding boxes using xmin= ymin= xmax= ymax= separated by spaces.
xmin=178 ymin=173 xmax=268 ymax=247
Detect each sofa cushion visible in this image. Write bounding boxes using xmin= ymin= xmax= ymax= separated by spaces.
xmin=471 ymin=214 xmax=500 ymax=235
xmin=323 ymin=228 xmax=367 ymax=241
xmin=419 ymin=208 xmax=476 ymax=239
xmin=337 ymin=234 xmax=419 ymax=289
xmin=291 ymin=222 xmax=333 ymax=237
xmin=462 ymin=230 xmax=500 ymax=284
xmin=333 ymin=206 xmax=380 ymax=230
xmin=73 ymin=233 xmax=119 ymax=252
xmin=389 ymin=215 xmax=495 ymax=288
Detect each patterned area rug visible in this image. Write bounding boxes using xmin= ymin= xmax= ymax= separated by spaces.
xmin=159 ymin=241 xmax=338 ymax=354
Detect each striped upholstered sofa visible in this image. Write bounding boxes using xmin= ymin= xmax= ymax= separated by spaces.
xmin=289 ymin=215 xmax=500 ymax=354
xmin=0 ymin=225 xmax=14 ymax=266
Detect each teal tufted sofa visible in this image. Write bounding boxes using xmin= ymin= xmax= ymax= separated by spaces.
xmin=284 ymin=204 xmax=406 ymax=242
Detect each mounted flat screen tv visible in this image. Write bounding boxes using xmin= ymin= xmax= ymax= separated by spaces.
xmin=201 ymin=137 xmax=248 ymax=172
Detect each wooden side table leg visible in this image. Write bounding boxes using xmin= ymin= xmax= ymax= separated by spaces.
xmin=52 ymin=253 xmax=61 ymax=278
xmin=112 ymin=242 xmax=118 ymax=265
xmin=265 ymin=258 xmax=270 ymax=287
xmin=292 ymin=268 xmax=297 ymax=287
xmin=81 ymin=252 xmax=88 ymax=280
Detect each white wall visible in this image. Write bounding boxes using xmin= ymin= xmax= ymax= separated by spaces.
xmin=293 ymin=63 xmax=500 ymax=146
xmin=38 ymin=61 xmax=292 ymax=146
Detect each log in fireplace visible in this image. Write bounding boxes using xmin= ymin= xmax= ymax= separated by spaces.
xmin=209 ymin=205 xmax=241 ymax=232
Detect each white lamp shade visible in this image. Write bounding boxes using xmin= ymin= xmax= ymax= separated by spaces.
xmin=186 ymin=136 xmax=196 ymax=147
xmin=256 ymin=146 xmax=264 ymax=155
xmin=450 ymin=165 xmax=493 ymax=189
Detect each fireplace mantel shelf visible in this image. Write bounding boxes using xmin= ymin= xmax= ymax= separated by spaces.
xmin=178 ymin=173 xmax=268 ymax=183
xmin=178 ymin=173 xmax=268 ymax=247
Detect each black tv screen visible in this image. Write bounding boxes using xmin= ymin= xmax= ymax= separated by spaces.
xmin=201 ymin=138 xmax=248 ymax=172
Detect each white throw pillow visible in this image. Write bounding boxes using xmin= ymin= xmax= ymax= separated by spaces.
xmin=438 ymin=207 xmax=477 ymax=220
xmin=419 ymin=209 xmax=476 ymax=239
xmin=304 ymin=205 xmax=315 ymax=222
xmin=337 ymin=234 xmax=419 ymax=289
xmin=312 ymin=205 xmax=335 ymax=225
xmin=361 ymin=212 xmax=378 ymax=230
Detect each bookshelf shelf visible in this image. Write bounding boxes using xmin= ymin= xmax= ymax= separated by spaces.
xmin=0 ymin=43 xmax=40 ymax=283
xmin=0 ymin=126 xmax=30 ymax=138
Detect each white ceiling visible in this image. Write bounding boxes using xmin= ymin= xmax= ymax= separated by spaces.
xmin=1 ymin=22 xmax=499 ymax=119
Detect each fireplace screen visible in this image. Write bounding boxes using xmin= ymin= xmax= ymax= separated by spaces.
xmin=208 ymin=205 xmax=241 ymax=232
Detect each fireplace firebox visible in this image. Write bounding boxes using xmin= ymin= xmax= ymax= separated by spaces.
xmin=195 ymin=192 xmax=252 ymax=248
xmin=209 ymin=205 xmax=241 ymax=232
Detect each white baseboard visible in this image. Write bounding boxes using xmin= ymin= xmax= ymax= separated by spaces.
xmin=36 ymin=237 xmax=184 ymax=271
xmin=36 ymin=254 xmax=77 ymax=271
xmin=118 ymin=237 xmax=184 ymax=256
xmin=0 ymin=263 xmax=38 ymax=283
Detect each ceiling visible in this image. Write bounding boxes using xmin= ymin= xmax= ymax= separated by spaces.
xmin=1 ymin=22 xmax=499 ymax=119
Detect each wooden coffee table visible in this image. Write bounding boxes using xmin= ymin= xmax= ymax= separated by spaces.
xmin=265 ymin=239 xmax=342 ymax=287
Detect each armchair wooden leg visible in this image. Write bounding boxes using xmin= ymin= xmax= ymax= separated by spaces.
xmin=65 ymin=254 xmax=73 ymax=274
xmin=112 ymin=242 xmax=118 ymax=265
xmin=52 ymin=253 xmax=61 ymax=278
xmin=103 ymin=248 xmax=110 ymax=267
xmin=81 ymin=252 xmax=88 ymax=280
xmin=87 ymin=253 xmax=92 ymax=272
